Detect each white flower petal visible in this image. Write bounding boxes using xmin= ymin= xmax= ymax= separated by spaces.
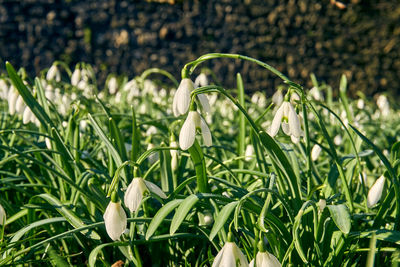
xmin=212 ymin=242 xmax=249 ymax=267
xmin=200 ymin=117 xmax=212 ymax=147
xmin=194 ymin=73 xmax=208 ymax=87
xmin=71 ymin=69 xmax=81 ymax=86
xmin=103 ymin=201 xmax=127 ymax=241
xmin=255 ymin=251 xmax=281 ymax=267
xmin=367 ymin=175 xmax=386 ymax=208
xmin=15 ymin=95 xmax=26 ymax=113
xmin=179 ymin=112 xmax=197 ymax=150
xmin=311 ymin=144 xmax=322 ymax=161
xmin=124 ymin=178 xmax=145 ymax=213
xmin=269 ymin=104 xmax=284 ymax=137
xmin=173 ymin=78 xmax=193 ymax=116
xmin=8 ymin=90 xmax=19 ymax=115
xmin=144 ymin=180 xmax=167 ymax=199
xmin=22 ymin=107 xmax=33 ymax=124
xmin=290 ymin=135 xmax=300 ymax=144
xmin=197 ymin=94 xmax=211 ymax=114
xmin=0 ymin=203 xmax=6 ymax=225
xmin=281 ymin=122 xmax=290 ymax=135
xmin=288 ymin=103 xmax=301 ymax=138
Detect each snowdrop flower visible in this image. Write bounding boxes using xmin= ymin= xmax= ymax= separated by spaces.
xmin=173 ymin=78 xmax=193 ymax=116
xmin=311 ymin=144 xmax=322 ymax=161
xmin=377 ymin=95 xmax=390 ymax=117
xmin=46 ymin=65 xmax=61 ymax=82
xmin=170 ymin=140 xmax=179 ymax=171
xmin=179 ymin=110 xmax=212 ymax=150
xmin=0 ymin=203 xmax=6 ymax=225
xmin=245 ymin=144 xmax=254 ymax=161
xmin=71 ymin=68 xmax=81 ymax=86
xmin=147 ymin=143 xmax=159 ymax=165
xmin=8 ymin=89 xmax=19 ymax=115
xmin=22 ymin=106 xmax=34 ymax=124
xmin=334 ymin=135 xmax=342 ymax=146
xmin=290 ymin=92 xmax=300 ymax=103
xmin=367 ymin=175 xmax=385 ymax=208
xmin=124 ymin=177 xmax=167 ymax=213
xmin=269 ymin=101 xmax=302 ymax=143
xmin=0 ymin=79 xmax=8 ymax=100
xmin=272 ymin=89 xmax=283 ymax=107
xmin=194 ymin=73 xmax=208 ymax=87
xmin=249 ymin=251 xmax=281 ymax=267
xmin=357 ymin=99 xmax=365 ymax=109
xmin=212 ymin=241 xmax=249 ymax=267
xmin=309 ymin=86 xmax=323 ymax=101
xmin=15 ymin=95 xmax=26 ymax=114
xmin=103 ymin=199 xmax=127 ymax=241
xmin=108 ymin=77 xmax=118 ymax=95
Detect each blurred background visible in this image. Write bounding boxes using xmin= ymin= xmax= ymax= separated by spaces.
xmin=0 ymin=0 xmax=399 ymax=97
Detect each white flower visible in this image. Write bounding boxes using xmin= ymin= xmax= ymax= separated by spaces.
xmin=357 ymin=99 xmax=365 ymax=109
xmin=311 ymin=144 xmax=322 ymax=161
xmin=367 ymin=175 xmax=385 ymax=208
xmin=245 ymin=144 xmax=254 ymax=161
xmin=269 ymin=101 xmax=302 ymax=143
xmin=22 ymin=106 xmax=33 ymax=124
xmin=212 ymin=242 xmax=249 ymax=267
xmin=147 ymin=143 xmax=159 ymax=165
xmin=309 ymin=86 xmax=323 ymax=101
xmin=108 ymin=77 xmax=118 ymax=95
xmin=124 ymin=177 xmax=167 ymax=213
xmin=194 ymin=73 xmax=208 ymax=87
xmin=46 ymin=65 xmax=61 ymax=82
xmin=249 ymin=251 xmax=281 ymax=267
xmin=71 ymin=69 xmax=81 ymax=86
xmin=15 ymin=95 xmax=26 ymax=114
xmin=272 ymin=90 xmax=283 ymax=107
xmin=334 ymin=135 xmax=342 ymax=146
xmin=173 ymin=78 xmax=193 ymax=116
xmin=197 ymin=93 xmax=211 ymax=114
xmin=103 ymin=201 xmax=127 ymax=241
xmin=179 ymin=111 xmax=212 ymax=150
xmin=170 ymin=141 xmax=179 ymax=171
xmin=8 ymin=89 xmax=19 ymax=115
xmin=0 ymin=203 xmax=6 ymax=225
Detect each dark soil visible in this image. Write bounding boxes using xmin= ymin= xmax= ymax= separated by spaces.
xmin=0 ymin=0 xmax=399 ymax=98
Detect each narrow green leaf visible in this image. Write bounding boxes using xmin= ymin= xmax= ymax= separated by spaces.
xmin=38 ymin=193 xmax=101 ymax=240
xmin=328 ymin=204 xmax=351 ymax=234
xmin=146 ymin=199 xmax=183 ymax=240
xmin=170 ymin=194 xmax=199 ymax=235
xmin=209 ymin=201 xmax=237 ymax=241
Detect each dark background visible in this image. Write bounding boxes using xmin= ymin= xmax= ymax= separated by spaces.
xmin=0 ymin=0 xmax=399 ymax=97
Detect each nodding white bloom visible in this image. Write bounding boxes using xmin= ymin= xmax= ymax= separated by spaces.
xmin=108 ymin=77 xmax=118 ymax=95
xmin=272 ymin=90 xmax=283 ymax=107
xmin=290 ymin=92 xmax=300 ymax=103
xmin=334 ymin=135 xmax=342 ymax=146
xmin=15 ymin=95 xmax=26 ymax=114
xmin=309 ymin=86 xmax=323 ymax=101
xmin=197 ymin=93 xmax=211 ymax=114
xmin=179 ymin=110 xmax=212 ymax=150
xmin=124 ymin=177 xmax=167 ymax=213
xmin=46 ymin=65 xmax=61 ymax=82
xmin=311 ymin=144 xmax=322 ymax=161
xmin=0 ymin=203 xmax=6 ymax=225
xmin=357 ymin=99 xmax=365 ymax=109
xmin=173 ymin=78 xmax=193 ymax=116
xmin=367 ymin=175 xmax=385 ymax=208
xmin=376 ymin=95 xmax=390 ymax=117
xmin=195 ymin=73 xmax=208 ymax=87
xmin=147 ymin=143 xmax=159 ymax=165
xmin=249 ymin=251 xmax=281 ymax=267
xmin=170 ymin=140 xmax=179 ymax=171
xmin=22 ymin=106 xmax=33 ymax=124
xmin=71 ymin=68 xmax=81 ymax=86
xmin=103 ymin=201 xmax=127 ymax=241
xmin=269 ymin=101 xmax=302 ymax=143
xmin=212 ymin=242 xmax=249 ymax=267
xmin=8 ymin=88 xmax=19 ymax=115
xmin=245 ymin=144 xmax=254 ymax=161
xmin=0 ymin=79 xmax=8 ymax=100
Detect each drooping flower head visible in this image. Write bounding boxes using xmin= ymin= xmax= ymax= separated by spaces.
xmin=103 ymin=193 xmax=127 ymax=241
xmin=212 ymin=234 xmax=249 ymax=267
xmin=269 ymin=101 xmax=302 ymax=143
xmin=179 ymin=110 xmax=212 ymax=150
xmin=124 ymin=177 xmax=167 ymax=213
xmin=367 ymin=175 xmax=385 ymax=208
xmin=173 ymin=78 xmax=211 ymax=116
xmin=0 ymin=203 xmax=6 ymax=226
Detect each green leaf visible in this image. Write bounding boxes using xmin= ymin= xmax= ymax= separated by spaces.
xmin=209 ymin=201 xmax=237 ymax=241
xmin=170 ymin=194 xmax=199 ymax=235
xmin=328 ymin=204 xmax=351 ymax=234
xmin=146 ymin=199 xmax=183 ymax=240
xmin=38 ymin=193 xmax=101 ymax=240
xmin=11 ymin=217 xmax=66 ymax=243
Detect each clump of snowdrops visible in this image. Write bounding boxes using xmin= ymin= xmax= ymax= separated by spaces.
xmin=0 ymin=54 xmax=400 ymax=266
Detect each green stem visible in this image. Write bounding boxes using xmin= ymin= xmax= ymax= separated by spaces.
xmin=188 ymin=140 xmax=210 ymax=193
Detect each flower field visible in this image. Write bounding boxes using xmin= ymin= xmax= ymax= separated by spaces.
xmin=0 ymin=54 xmax=399 ymax=266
